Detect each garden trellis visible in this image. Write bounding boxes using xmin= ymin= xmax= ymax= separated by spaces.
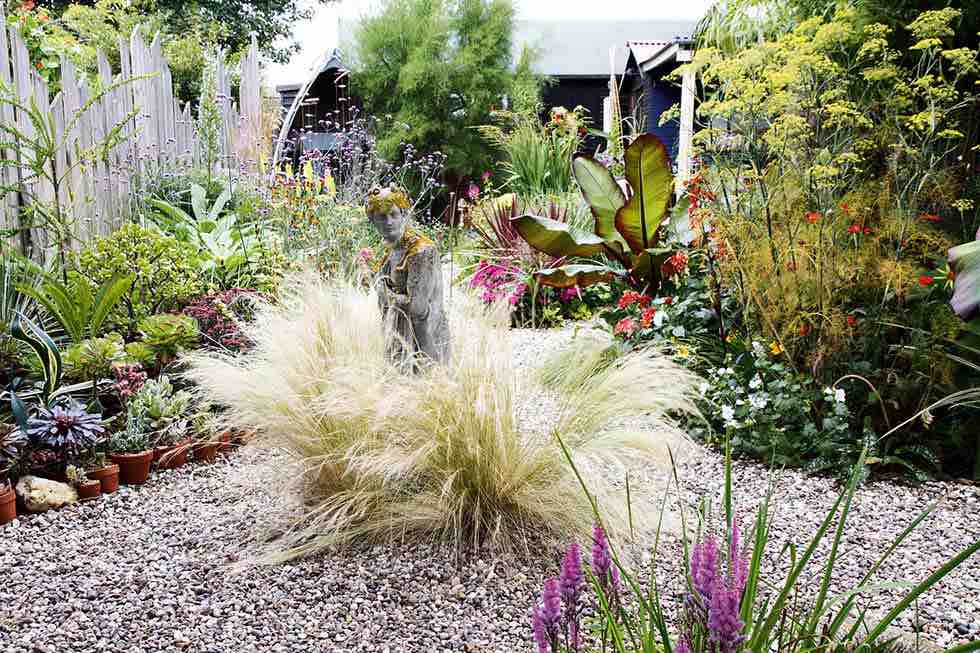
xmin=0 ymin=25 xmax=264 ymax=260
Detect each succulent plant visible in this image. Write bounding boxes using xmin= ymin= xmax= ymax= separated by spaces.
xmin=137 ymin=313 xmax=199 ymax=364
xmin=62 ymin=332 xmax=126 ymax=382
xmin=0 ymin=423 xmax=27 ymax=476
xmin=107 ymin=408 xmax=151 ymax=454
xmin=127 ymin=375 xmax=192 ymax=444
xmin=25 ymin=400 xmax=106 ymax=457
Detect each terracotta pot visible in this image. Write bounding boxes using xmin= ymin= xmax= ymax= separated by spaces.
xmin=156 ymin=439 xmax=191 ymax=470
xmin=217 ymin=430 xmax=233 ymax=454
xmin=86 ymin=464 xmax=120 ymax=494
xmin=193 ymin=442 xmax=219 ymax=464
xmin=109 ymin=450 xmax=154 ymax=485
xmin=77 ymin=479 xmax=101 ymax=501
xmin=0 ymin=483 xmax=16 ymax=525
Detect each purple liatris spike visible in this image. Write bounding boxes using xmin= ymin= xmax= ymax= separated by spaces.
xmin=559 ymin=542 xmax=583 ymax=604
xmin=591 ymin=524 xmax=613 ymax=581
xmin=691 ymin=534 xmax=719 ymax=600
xmin=531 ymin=606 xmax=550 ymax=653
xmin=540 ymin=578 xmax=562 ymax=628
xmin=708 ymin=576 xmax=747 ymax=653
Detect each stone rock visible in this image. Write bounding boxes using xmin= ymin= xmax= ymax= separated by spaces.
xmin=15 ymin=476 xmax=78 ymax=512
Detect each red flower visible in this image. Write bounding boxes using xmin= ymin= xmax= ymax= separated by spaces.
xmin=661 ymin=251 xmax=689 ymax=279
xmin=614 ymin=317 xmax=637 ymax=337
xmin=846 ymin=315 xmax=858 ymax=327
xmin=637 ymin=294 xmax=652 ymax=308
xmin=863 ymin=227 xmax=874 ymax=235
xmin=848 ymin=224 xmax=861 ymax=235
xmin=919 ymin=275 xmax=934 ymax=287
xmin=805 ymin=211 xmax=821 ymax=224
xmin=840 ymin=202 xmax=852 ymax=216
xmin=663 ymin=296 xmax=674 ymax=305
xmin=617 ymin=290 xmax=639 ymax=309
xmin=799 ymin=323 xmax=812 ymax=336
xmin=35 ymin=62 xmax=43 ymax=70
xmin=920 ymin=213 xmax=941 ymax=223
xmin=640 ymin=307 xmax=657 ymax=327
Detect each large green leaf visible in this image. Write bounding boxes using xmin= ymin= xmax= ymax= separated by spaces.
xmin=950 ymin=231 xmax=980 ymax=319
xmin=572 ymin=154 xmax=627 ymax=245
xmin=532 ymin=264 xmax=617 ymax=288
xmin=11 ymin=311 xmax=62 ymax=400
xmin=614 ymin=134 xmax=673 ymax=255
xmin=512 ymin=214 xmax=609 ymax=259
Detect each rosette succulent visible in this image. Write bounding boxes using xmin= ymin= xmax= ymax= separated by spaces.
xmin=0 ymin=423 xmax=28 ymax=476
xmin=26 ymin=401 xmax=106 ymax=456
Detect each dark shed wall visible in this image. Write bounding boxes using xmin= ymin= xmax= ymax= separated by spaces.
xmin=644 ymin=73 xmax=681 ymax=159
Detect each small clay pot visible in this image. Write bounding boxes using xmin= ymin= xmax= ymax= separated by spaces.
xmin=77 ymin=479 xmax=102 ymax=501
xmin=217 ymin=430 xmax=233 ymax=454
xmin=110 ymin=450 xmax=154 ymax=485
xmin=0 ymin=483 xmax=16 ymax=525
xmin=86 ymin=464 xmax=120 ymax=494
xmin=156 ymin=439 xmax=192 ymax=470
xmin=193 ymin=442 xmax=219 ymax=464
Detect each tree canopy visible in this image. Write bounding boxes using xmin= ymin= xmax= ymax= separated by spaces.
xmin=350 ymin=0 xmax=520 ymax=179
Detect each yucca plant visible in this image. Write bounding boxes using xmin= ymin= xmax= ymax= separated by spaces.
xmin=513 ymin=134 xmax=679 ymax=293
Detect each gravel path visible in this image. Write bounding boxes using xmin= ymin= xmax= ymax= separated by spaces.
xmin=1 ymin=326 xmax=978 ymax=653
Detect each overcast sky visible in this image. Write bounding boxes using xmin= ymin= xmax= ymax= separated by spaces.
xmin=266 ymin=0 xmax=714 ymax=87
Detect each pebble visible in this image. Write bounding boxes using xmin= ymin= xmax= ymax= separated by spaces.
xmin=0 ymin=327 xmax=977 ymax=651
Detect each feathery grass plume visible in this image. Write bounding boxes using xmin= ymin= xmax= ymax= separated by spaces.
xmin=185 ymin=272 xmax=699 ymax=559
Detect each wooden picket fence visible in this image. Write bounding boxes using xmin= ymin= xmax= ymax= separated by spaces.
xmin=0 ymin=24 xmax=264 ymax=259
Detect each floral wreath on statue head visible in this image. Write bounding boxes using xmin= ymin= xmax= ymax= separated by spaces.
xmin=365 ymin=185 xmax=412 ymax=215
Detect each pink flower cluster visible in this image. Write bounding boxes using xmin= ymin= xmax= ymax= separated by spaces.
xmin=469 ymin=260 xmax=527 ymax=306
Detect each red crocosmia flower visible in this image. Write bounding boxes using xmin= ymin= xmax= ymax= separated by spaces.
xmin=840 ymin=202 xmax=852 ymax=216
xmin=637 ymin=294 xmax=652 ymax=308
xmin=848 ymin=224 xmax=861 ymax=234
xmin=663 ymin=296 xmax=674 ymax=305
xmin=920 ymin=213 xmax=941 ymax=223
xmin=640 ymin=307 xmax=657 ymax=327
xmin=846 ymin=315 xmax=858 ymax=327
xmin=919 ymin=275 xmax=934 ymax=287
xmin=614 ymin=317 xmax=637 ymax=336
xmin=863 ymin=227 xmax=874 ymax=235
xmin=617 ymin=290 xmax=640 ymax=309
xmin=799 ymin=323 xmax=812 ymax=336
xmin=805 ymin=211 xmax=821 ymax=224
xmin=661 ymin=251 xmax=690 ymax=279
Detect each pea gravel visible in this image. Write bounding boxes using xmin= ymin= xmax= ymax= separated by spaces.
xmin=1 ymin=326 xmax=977 ymax=653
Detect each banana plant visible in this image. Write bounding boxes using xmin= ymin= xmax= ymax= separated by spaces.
xmin=950 ymin=226 xmax=980 ymax=320
xmin=512 ymin=134 xmax=676 ymax=291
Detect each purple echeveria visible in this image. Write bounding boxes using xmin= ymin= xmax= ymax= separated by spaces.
xmin=532 ymin=578 xmax=562 ymax=653
xmin=25 ymin=401 xmax=105 ymax=456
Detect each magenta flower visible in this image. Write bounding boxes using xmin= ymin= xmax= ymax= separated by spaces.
xmin=466 ymin=183 xmax=480 ymax=200
xmin=532 ymin=578 xmax=562 ymax=653
xmin=591 ymin=524 xmax=618 ymax=590
xmin=691 ymin=534 xmax=719 ymax=599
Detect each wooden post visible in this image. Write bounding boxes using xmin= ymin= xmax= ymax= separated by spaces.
xmin=677 ymin=67 xmax=696 ymax=196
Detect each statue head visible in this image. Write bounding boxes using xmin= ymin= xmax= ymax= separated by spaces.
xmin=366 ymin=186 xmax=412 ymax=245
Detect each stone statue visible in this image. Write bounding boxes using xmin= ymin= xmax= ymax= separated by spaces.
xmin=366 ymin=186 xmax=450 ymax=370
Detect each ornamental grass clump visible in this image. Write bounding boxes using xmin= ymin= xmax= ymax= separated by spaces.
xmin=185 ymin=273 xmax=698 ymax=558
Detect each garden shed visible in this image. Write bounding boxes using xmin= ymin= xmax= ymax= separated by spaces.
xmin=512 ymin=19 xmax=694 ymax=152
xmin=273 ymin=48 xmax=351 ymax=166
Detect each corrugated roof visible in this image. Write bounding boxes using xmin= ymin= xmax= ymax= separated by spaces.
xmin=514 ymin=19 xmax=695 ymax=77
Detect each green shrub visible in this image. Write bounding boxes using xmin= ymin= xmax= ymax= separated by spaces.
xmin=77 ymin=224 xmax=203 ymax=334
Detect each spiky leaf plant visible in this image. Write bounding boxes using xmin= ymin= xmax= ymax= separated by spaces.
xmin=26 ymin=399 xmax=105 ymax=457
xmin=512 ymin=134 xmax=677 ymax=292
xmin=185 ymin=273 xmax=699 ymax=559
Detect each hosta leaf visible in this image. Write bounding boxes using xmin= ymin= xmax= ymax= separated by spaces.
xmin=572 ymin=155 xmax=627 ymax=245
xmin=950 ymin=231 xmax=980 ymax=319
xmin=614 ymin=134 xmax=673 ymax=255
xmin=533 ymin=264 xmax=617 ymax=288
xmin=512 ymin=214 xmax=608 ymax=259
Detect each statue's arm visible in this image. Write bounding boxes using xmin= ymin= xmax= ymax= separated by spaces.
xmin=405 ymin=246 xmax=438 ymax=317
